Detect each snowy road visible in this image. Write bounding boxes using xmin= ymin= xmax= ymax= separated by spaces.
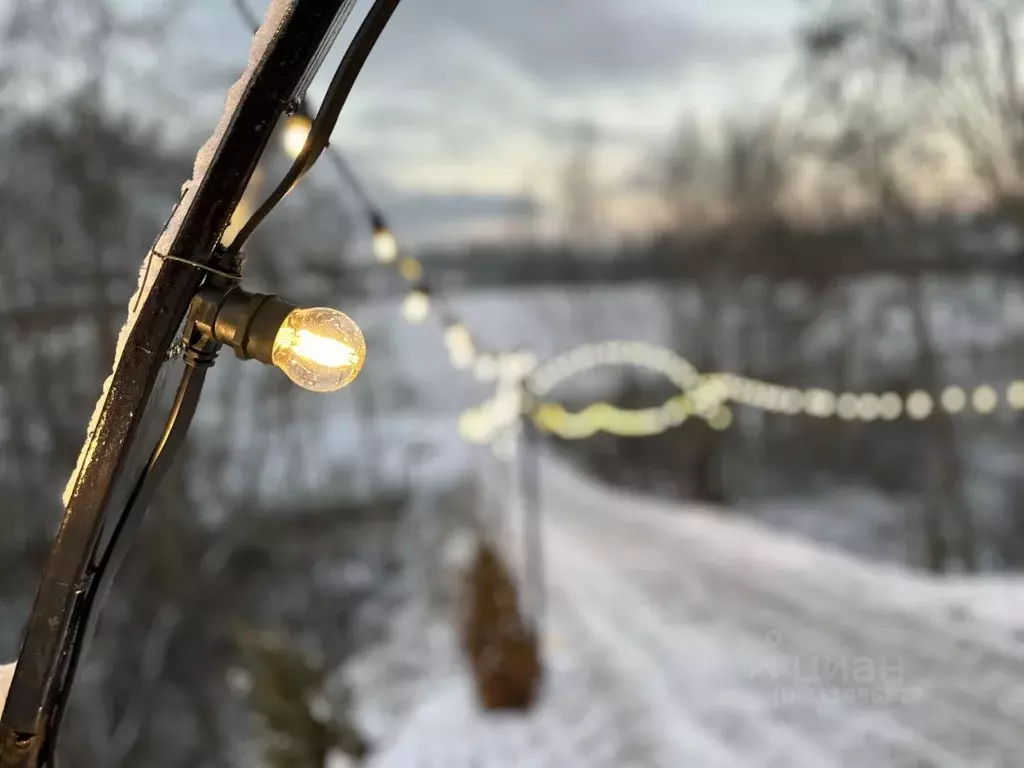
xmin=363 ymin=457 xmax=1024 ymax=767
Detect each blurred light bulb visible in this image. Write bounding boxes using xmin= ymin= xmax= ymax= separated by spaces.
xmin=708 ymin=406 xmax=733 ymax=431
xmin=804 ymin=389 xmax=836 ymax=418
xmin=282 ymin=115 xmax=312 ymax=159
xmin=444 ymin=324 xmax=475 ymax=369
xmin=780 ymin=388 xmax=804 ymax=414
xmin=906 ymin=390 xmax=933 ymax=420
xmin=403 ymin=290 xmax=430 ymax=323
xmin=444 ymin=323 xmax=472 ymax=349
xmin=836 ymin=393 xmax=858 ymax=420
xmin=972 ymin=384 xmax=998 ymax=414
xmin=398 ymin=257 xmax=423 ymax=282
xmin=941 ymin=386 xmax=966 ymax=414
xmin=372 ymin=227 xmax=398 ymax=264
xmin=449 ymin=346 xmax=475 ymax=370
xmin=855 ymin=393 xmax=881 ymax=422
xmin=879 ymin=392 xmax=903 ymax=420
xmin=458 ymin=408 xmax=492 ymax=443
xmin=1009 ymin=381 xmax=1024 ymax=410
xmin=271 ymin=307 xmax=365 ymax=392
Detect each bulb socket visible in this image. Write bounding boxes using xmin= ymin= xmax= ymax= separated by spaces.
xmin=194 ymin=286 xmax=295 ymax=364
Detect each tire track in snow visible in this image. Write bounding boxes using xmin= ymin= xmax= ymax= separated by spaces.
xmin=557 ymin=496 xmax=1024 ymax=766
xmin=546 ymin=523 xmax=847 ymax=768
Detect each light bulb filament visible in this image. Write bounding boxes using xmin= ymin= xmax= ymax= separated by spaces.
xmin=278 ymin=327 xmax=359 ymax=369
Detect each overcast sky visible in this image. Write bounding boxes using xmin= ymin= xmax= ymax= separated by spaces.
xmin=163 ymin=0 xmax=803 ymax=245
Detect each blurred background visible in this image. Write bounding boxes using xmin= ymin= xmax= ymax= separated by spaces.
xmin=3 ymin=0 xmax=1024 ymax=765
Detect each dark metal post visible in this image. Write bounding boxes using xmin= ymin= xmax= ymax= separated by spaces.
xmin=518 ymin=387 xmax=545 ymax=633
xmin=0 ymin=4 xmax=357 ymax=765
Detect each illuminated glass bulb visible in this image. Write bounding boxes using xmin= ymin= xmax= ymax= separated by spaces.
xmin=402 ymin=290 xmax=430 ymax=323
xmin=444 ymin=323 xmax=475 ymax=369
xmin=803 ymin=389 xmax=836 ymax=418
xmin=1008 ymin=381 xmax=1024 ymax=410
xmin=282 ymin=115 xmax=312 ymax=159
xmin=708 ymin=406 xmax=733 ymax=431
xmin=906 ymin=390 xmax=933 ymax=420
xmin=836 ymin=393 xmax=859 ymax=420
xmin=271 ymin=307 xmax=365 ymax=392
xmin=972 ymin=384 xmax=998 ymax=414
xmin=941 ymin=385 xmax=966 ymax=414
xmin=780 ymin=388 xmax=804 ymax=414
xmin=398 ymin=257 xmax=423 ymax=282
xmin=879 ymin=392 xmax=903 ymax=421
xmin=372 ymin=227 xmax=398 ymax=264
xmin=855 ymin=393 xmax=881 ymax=422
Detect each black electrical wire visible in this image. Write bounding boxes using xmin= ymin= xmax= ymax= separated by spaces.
xmin=230 ymin=0 xmax=546 ymax=658
xmin=232 ymin=0 xmax=387 ymax=225
xmin=230 ymin=0 xmax=509 ymax=378
xmin=230 ymin=0 xmax=483 ymax=348
xmin=39 ymin=338 xmax=218 ymax=767
xmin=225 ymin=0 xmax=403 ymax=255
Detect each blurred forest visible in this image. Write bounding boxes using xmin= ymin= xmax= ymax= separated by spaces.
xmin=4 ymin=0 xmax=1024 ymax=766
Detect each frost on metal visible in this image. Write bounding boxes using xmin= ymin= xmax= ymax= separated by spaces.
xmin=61 ymin=0 xmax=298 ymax=506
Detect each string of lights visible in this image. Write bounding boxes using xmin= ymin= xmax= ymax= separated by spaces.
xmin=274 ymin=115 xmax=1024 ymax=446
xmin=233 ymin=0 xmax=502 ymax=376
xmin=231 ymin=2 xmax=1022 ymax=452
xmin=215 ymin=0 xmax=1020 ymax=718
xmin=274 ymin=109 xmax=1024 ymax=448
xmin=0 ymin=4 xmax=388 ymax=764
xmin=458 ymin=340 xmax=1024 ymax=445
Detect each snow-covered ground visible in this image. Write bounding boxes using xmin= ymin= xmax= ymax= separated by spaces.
xmin=351 ymin=453 xmax=1024 ymax=767
xmin=4 ymin=443 xmax=1023 ymax=765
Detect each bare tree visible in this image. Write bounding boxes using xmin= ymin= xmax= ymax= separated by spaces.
xmin=797 ymin=0 xmax=985 ymax=570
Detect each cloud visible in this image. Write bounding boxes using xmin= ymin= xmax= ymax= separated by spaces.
xmin=183 ymin=0 xmax=801 ymax=242
xmin=374 ymin=0 xmax=794 ymax=92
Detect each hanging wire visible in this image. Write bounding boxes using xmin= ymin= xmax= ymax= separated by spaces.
xmin=229 ymin=0 xmax=487 ymax=367
xmin=224 ymin=0 xmax=404 ymax=256
xmin=232 ymin=0 xmax=389 ymax=227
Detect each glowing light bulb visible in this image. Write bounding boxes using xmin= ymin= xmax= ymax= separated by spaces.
xmin=398 ymin=257 xmax=423 ymax=282
xmin=403 ymin=290 xmax=430 ymax=323
xmin=271 ymin=307 xmax=365 ymax=392
xmin=836 ymin=393 xmax=858 ymax=420
xmin=708 ymin=406 xmax=733 ymax=431
xmin=282 ymin=115 xmax=312 ymax=159
xmin=1008 ymin=381 xmax=1024 ymax=410
xmin=855 ymin=393 xmax=881 ymax=422
xmin=780 ymin=388 xmax=804 ymax=414
xmin=906 ymin=390 xmax=933 ymax=420
xmin=372 ymin=227 xmax=398 ymax=264
xmin=803 ymin=389 xmax=836 ymax=418
xmin=444 ymin=323 xmax=475 ymax=368
xmin=941 ymin=386 xmax=966 ymax=414
xmin=879 ymin=392 xmax=903 ymax=421
xmin=972 ymin=385 xmax=998 ymax=414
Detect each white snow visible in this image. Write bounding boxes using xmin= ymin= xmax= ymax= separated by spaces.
xmin=61 ymin=0 xmax=297 ymax=506
xmin=0 ymin=662 xmax=14 ymax=720
xmin=354 ymin=452 xmax=1024 ymax=767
